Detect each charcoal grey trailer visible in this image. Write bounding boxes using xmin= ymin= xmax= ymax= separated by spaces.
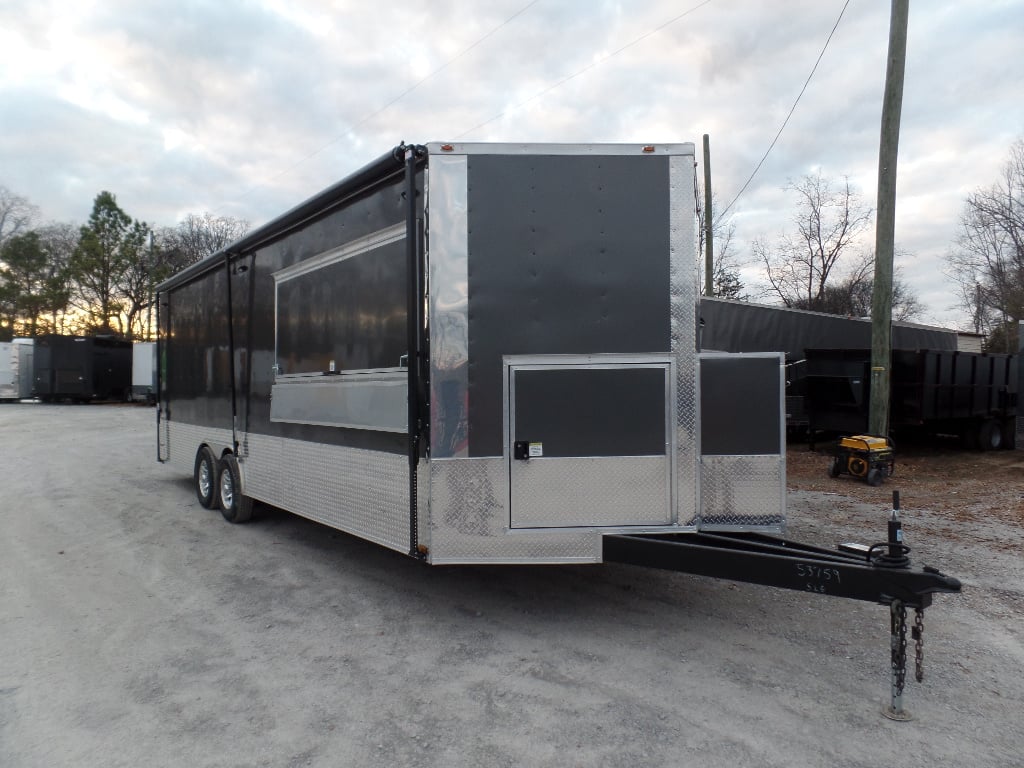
xmin=157 ymin=143 xmax=959 ymax=713
xmin=157 ymin=142 xmax=787 ymax=555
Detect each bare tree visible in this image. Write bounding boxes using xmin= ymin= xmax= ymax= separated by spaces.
xmin=947 ymin=138 xmax=1024 ymax=352
xmin=789 ymin=252 xmax=922 ymax=321
xmin=758 ymin=172 xmax=873 ymax=308
xmin=120 ymin=232 xmax=157 ymax=341
xmin=126 ymin=213 xmax=249 ymax=340
xmin=0 ymin=186 xmax=39 ymax=245
xmin=697 ymin=188 xmax=746 ymax=300
xmin=163 ymin=212 xmax=250 ymax=267
xmin=35 ymin=222 xmax=78 ymax=334
xmin=0 ymin=186 xmax=42 ymax=337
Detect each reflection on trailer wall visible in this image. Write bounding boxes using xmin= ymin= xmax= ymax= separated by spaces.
xmin=275 ymin=230 xmax=407 ymax=375
xmin=165 ymin=269 xmax=233 ymax=429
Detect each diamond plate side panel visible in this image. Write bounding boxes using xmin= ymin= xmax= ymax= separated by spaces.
xmin=416 ymin=457 xmax=431 ymax=551
xmin=669 ymin=153 xmax=699 ymax=528
xmin=242 ymin=432 xmax=410 ymax=553
xmin=166 ymin=421 xmax=234 ymax=476
xmin=510 ymin=456 xmax=670 ymax=528
xmin=428 ymin=458 xmax=601 ymax=563
xmin=699 ymin=455 xmax=786 ymax=532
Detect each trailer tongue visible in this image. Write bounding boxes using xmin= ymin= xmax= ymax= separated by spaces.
xmin=605 ymin=491 xmax=961 ymax=719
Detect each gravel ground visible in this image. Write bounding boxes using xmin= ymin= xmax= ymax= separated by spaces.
xmin=1 ymin=405 xmax=1022 ymax=767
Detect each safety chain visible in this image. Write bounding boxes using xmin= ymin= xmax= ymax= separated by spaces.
xmin=912 ymin=608 xmax=925 ymax=683
xmin=891 ymin=602 xmax=908 ymax=696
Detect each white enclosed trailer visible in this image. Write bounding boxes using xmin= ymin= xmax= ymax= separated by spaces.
xmin=0 ymin=339 xmax=34 ymax=401
xmin=131 ymin=342 xmax=156 ymax=404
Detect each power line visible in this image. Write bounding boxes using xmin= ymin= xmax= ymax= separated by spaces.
xmin=327 ymin=0 xmax=542 ymax=149
xmin=719 ymin=0 xmax=851 ymax=219
xmin=457 ymin=0 xmax=715 ymax=139
xmin=220 ymin=0 xmax=541 ymax=210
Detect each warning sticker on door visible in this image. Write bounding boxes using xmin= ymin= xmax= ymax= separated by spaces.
xmin=528 ymin=442 xmax=544 ymax=458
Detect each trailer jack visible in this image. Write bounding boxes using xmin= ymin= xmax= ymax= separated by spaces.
xmin=603 ymin=492 xmax=961 ymax=720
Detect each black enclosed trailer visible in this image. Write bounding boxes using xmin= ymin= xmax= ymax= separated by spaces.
xmin=33 ymin=334 xmax=132 ymax=403
xmin=805 ymin=347 xmax=1019 ymax=449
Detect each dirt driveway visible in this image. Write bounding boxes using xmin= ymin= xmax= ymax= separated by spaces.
xmin=1 ymin=406 xmax=1022 ymax=768
xmin=786 ymin=438 xmax=1024 ymax=525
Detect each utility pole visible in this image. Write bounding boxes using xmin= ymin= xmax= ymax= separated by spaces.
xmin=1017 ymin=320 xmax=1023 ymax=450
xmin=869 ymin=0 xmax=909 ymax=437
xmin=703 ymin=134 xmax=714 ymax=297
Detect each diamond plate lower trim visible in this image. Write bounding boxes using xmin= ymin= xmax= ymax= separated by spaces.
xmin=428 ymin=458 xmax=600 ymax=563
xmin=698 ymin=455 xmax=786 ymax=533
xmin=416 ymin=457 xmax=431 ymax=552
xmin=165 ymin=421 xmax=234 ymax=476
xmin=241 ymin=432 xmax=410 ymax=553
xmin=510 ymin=456 xmax=670 ymax=528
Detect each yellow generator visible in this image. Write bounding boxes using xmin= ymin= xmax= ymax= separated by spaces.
xmin=828 ymin=435 xmax=895 ymax=486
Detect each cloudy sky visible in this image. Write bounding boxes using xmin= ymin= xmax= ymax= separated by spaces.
xmin=1 ymin=0 xmax=1021 ymax=328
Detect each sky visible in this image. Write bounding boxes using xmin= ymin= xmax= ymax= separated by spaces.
xmin=1 ymin=0 xmax=1021 ymax=330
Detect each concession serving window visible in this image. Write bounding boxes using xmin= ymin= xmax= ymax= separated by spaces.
xmin=269 ymin=223 xmax=409 ymax=432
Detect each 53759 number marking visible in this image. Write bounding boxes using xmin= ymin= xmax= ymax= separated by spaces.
xmin=796 ymin=563 xmax=841 ymax=593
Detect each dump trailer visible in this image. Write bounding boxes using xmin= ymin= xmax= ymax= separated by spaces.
xmin=698 ymin=297 xmax=959 ymax=431
xmin=157 ymin=143 xmax=959 ymax=715
xmin=805 ymin=347 xmax=1019 ymax=449
xmin=33 ymin=334 xmax=132 ymax=403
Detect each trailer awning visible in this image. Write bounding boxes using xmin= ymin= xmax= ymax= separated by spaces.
xmin=156 ymin=143 xmax=415 ymax=293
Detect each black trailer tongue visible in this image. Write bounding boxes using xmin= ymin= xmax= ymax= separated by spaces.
xmin=603 ymin=491 xmax=961 ymax=720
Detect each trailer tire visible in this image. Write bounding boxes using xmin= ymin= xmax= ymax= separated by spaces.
xmin=1001 ymin=419 xmax=1017 ymax=450
xmin=193 ymin=446 xmax=218 ymax=509
xmin=217 ymin=454 xmax=253 ymax=524
xmin=977 ymin=420 xmax=1002 ymax=452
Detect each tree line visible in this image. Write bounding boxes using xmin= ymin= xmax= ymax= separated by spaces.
xmin=3 ymin=137 xmax=1021 ymax=350
xmin=702 ymin=137 xmax=1022 ymax=352
xmin=685 ymin=169 xmax=924 ymax=319
xmin=946 ymin=138 xmax=1024 ymax=353
xmin=0 ymin=189 xmax=248 ymax=341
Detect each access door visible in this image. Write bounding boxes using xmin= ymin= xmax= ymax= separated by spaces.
xmin=508 ymin=357 xmax=674 ymax=528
